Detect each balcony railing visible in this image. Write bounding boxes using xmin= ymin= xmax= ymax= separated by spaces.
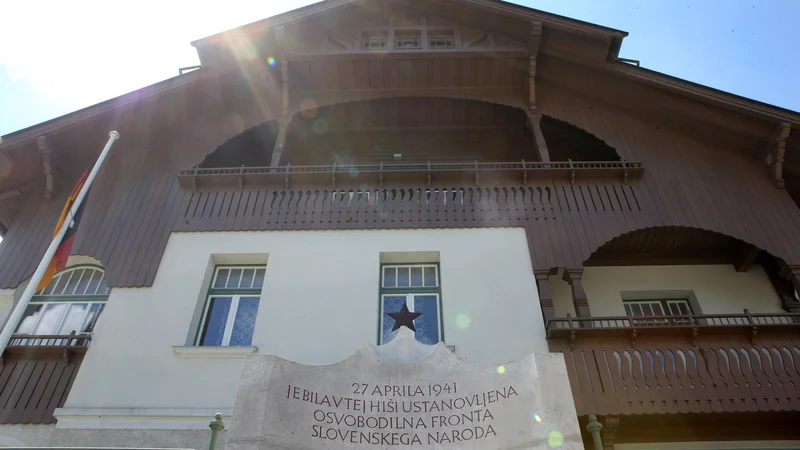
xmin=546 ymin=311 xmax=800 ymax=417
xmin=5 ymin=332 xmax=92 ymax=361
xmin=177 ymin=160 xmax=645 ymax=190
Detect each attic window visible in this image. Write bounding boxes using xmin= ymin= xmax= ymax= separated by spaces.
xmin=362 ymin=31 xmax=387 ymax=49
xmin=395 ymin=31 xmax=421 ymax=49
xmin=429 ymin=31 xmax=455 ymax=49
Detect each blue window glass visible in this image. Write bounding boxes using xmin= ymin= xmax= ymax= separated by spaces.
xmin=381 ymin=296 xmax=407 ymax=344
xmin=413 ymin=295 xmax=440 ymax=344
xmin=230 ymin=297 xmax=260 ymax=346
xmin=200 ymin=297 xmax=232 ymax=346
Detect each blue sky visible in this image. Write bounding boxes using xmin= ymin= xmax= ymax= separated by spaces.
xmin=1 ymin=0 xmax=798 ymax=137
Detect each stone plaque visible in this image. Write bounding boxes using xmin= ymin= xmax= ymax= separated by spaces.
xmin=227 ymin=329 xmax=582 ymax=449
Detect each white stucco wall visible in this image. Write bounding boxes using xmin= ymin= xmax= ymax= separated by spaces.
xmin=59 ymin=228 xmax=545 ymax=428
xmin=551 ymin=265 xmax=784 ymax=318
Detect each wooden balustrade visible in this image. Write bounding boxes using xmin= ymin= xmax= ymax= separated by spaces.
xmin=547 ymin=312 xmax=800 ymax=417
xmin=177 ymin=160 xmax=644 ymax=190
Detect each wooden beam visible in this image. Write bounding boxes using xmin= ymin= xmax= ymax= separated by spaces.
xmin=761 ymin=122 xmax=791 ymax=188
xmin=528 ymin=21 xmax=543 ymax=111
xmin=35 ymin=136 xmax=54 ymax=202
xmin=734 ymin=243 xmax=761 ymax=272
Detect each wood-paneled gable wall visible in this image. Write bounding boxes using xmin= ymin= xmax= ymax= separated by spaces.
xmin=0 ymin=68 xmax=799 ymax=289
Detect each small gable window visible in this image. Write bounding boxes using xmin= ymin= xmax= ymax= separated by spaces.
xmin=429 ymin=31 xmax=455 ymax=49
xmin=362 ymin=31 xmax=388 ymax=50
xmin=395 ymin=31 xmax=421 ymax=49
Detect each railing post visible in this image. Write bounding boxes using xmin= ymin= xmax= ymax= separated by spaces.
xmin=586 ymin=415 xmax=603 ymax=450
xmin=208 ymin=412 xmax=225 ymax=450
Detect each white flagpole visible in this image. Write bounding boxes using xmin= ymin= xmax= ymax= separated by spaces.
xmin=0 ymin=131 xmax=120 ymax=355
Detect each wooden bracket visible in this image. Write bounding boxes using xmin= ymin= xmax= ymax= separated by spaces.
xmin=630 ymin=329 xmax=638 ymax=348
xmin=474 ymin=160 xmax=480 ymax=186
xmin=36 ymin=135 xmax=54 ymax=202
xmin=568 ymin=159 xmax=576 ymax=185
xmin=284 ymin=164 xmax=291 ymax=190
xmin=691 ymin=327 xmax=698 ymax=347
xmin=623 ymin=168 xmax=629 ymax=185
xmin=379 ymin=162 xmax=384 ymax=188
xmin=569 ymin=330 xmax=576 ymax=350
xmin=527 ymin=112 xmax=551 ymax=164
xmin=427 ymin=161 xmax=431 ymax=188
xmin=270 ymin=117 xmax=292 ymax=168
xmin=761 ymin=122 xmax=791 ymax=188
xmin=332 ymin=163 xmax=337 ymax=189
xmin=238 ymin=165 xmax=244 ymax=190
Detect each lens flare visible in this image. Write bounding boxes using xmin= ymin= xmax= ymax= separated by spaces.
xmin=267 ymin=57 xmax=277 ymax=67
xmin=312 ymin=119 xmax=329 ymax=135
xmin=455 ymin=314 xmax=470 ymax=329
xmin=497 ymin=365 xmax=506 ymax=374
xmin=547 ymin=430 xmax=564 ymax=448
xmin=534 ymin=414 xmax=542 ymax=423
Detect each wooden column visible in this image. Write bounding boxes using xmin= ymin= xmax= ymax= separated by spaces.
xmin=602 ymin=416 xmax=620 ymax=450
xmin=563 ymin=268 xmax=591 ymax=318
xmin=36 ymin=136 xmax=54 ymax=202
xmin=269 ymin=25 xmax=291 ymax=168
xmin=534 ymin=270 xmax=555 ymax=324
xmin=526 ymin=21 xmax=550 ymax=164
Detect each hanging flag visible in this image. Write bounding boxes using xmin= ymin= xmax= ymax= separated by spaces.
xmin=36 ymin=170 xmax=90 ymax=291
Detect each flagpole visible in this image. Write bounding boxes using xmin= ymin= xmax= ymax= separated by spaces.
xmin=0 ymin=131 xmax=120 ymax=356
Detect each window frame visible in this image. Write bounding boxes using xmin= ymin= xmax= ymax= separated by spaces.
xmin=623 ymin=298 xmax=693 ymax=326
xmin=15 ymin=264 xmax=110 ymax=344
xmin=195 ymin=265 xmax=265 ymax=347
xmin=428 ymin=33 xmax=455 ymax=49
xmin=394 ymin=31 xmax=422 ymax=49
xmin=378 ymin=263 xmax=443 ymax=344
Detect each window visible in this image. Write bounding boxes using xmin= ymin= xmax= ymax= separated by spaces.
xmin=15 ymin=265 xmax=109 ymax=345
xmin=429 ymin=32 xmax=455 ymax=49
xmin=362 ymin=31 xmax=388 ymax=49
xmin=395 ymin=31 xmax=421 ymax=49
xmin=380 ymin=264 xmax=442 ymax=345
xmin=197 ymin=266 xmax=265 ymax=347
xmin=624 ymin=299 xmax=693 ymax=326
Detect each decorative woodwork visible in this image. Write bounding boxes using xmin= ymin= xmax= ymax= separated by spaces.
xmin=762 ymin=122 xmax=791 ymax=188
xmin=563 ymin=269 xmax=591 ymax=318
xmin=527 ymin=112 xmax=551 ymax=163
xmin=547 ymin=313 xmax=800 ymax=416
xmin=36 ymin=136 xmax=54 ymax=202
xmin=269 ymin=118 xmax=292 ymax=167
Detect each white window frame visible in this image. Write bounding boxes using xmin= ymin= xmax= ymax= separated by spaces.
xmin=624 ymin=299 xmax=693 ymax=326
xmin=379 ymin=263 xmax=442 ymax=344
xmin=382 ymin=264 xmax=439 ymax=288
xmin=196 ymin=265 xmax=265 ymax=347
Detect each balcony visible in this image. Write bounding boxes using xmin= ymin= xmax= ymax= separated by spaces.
xmin=177 ymin=160 xmax=644 ymax=190
xmin=546 ymin=311 xmax=800 ymax=417
xmin=0 ymin=333 xmax=92 ymax=424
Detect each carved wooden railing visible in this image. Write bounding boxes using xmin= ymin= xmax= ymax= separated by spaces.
xmin=177 ymin=160 xmax=644 ymax=190
xmin=547 ymin=312 xmax=800 ymax=416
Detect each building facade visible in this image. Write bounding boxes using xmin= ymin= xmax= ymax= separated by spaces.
xmin=0 ymin=0 xmax=799 ymax=448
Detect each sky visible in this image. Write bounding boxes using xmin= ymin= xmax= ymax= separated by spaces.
xmin=0 ymin=0 xmax=799 ymax=137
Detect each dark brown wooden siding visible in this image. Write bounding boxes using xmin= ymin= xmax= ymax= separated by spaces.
xmin=1 ymin=73 xmax=799 ymax=288
xmin=0 ymin=354 xmax=82 ymax=424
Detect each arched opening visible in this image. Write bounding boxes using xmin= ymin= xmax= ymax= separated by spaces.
xmin=197 ymin=121 xmax=279 ymax=168
xmin=287 ymin=97 xmax=535 ymax=165
xmin=540 ymin=116 xmax=620 ymax=162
